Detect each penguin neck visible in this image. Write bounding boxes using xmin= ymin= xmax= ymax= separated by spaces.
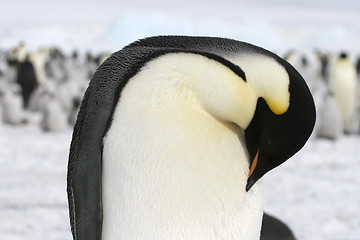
xmin=102 ymin=55 xmax=264 ymax=240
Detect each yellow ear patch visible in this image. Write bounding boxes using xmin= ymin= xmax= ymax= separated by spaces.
xmin=265 ymin=98 xmax=290 ymax=115
xmin=225 ymin=54 xmax=291 ymax=117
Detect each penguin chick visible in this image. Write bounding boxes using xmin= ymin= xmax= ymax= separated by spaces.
xmin=40 ymin=95 xmax=67 ymax=132
xmin=1 ymin=83 xmax=24 ymax=125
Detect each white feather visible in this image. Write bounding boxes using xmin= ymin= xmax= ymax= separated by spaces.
xmin=102 ymin=52 xmax=289 ymax=239
xmin=329 ymin=56 xmax=358 ymax=133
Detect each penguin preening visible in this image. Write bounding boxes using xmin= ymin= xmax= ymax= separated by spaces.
xmin=328 ymin=52 xmax=357 ymax=133
xmin=67 ymin=36 xmax=316 ymax=240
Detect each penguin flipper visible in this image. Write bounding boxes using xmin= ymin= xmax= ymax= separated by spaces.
xmin=66 ymin=51 xmax=139 ymax=239
xmin=67 ymin=47 xmax=182 ymax=240
xmin=67 ymin=70 xmax=109 ymax=240
xmin=260 ymin=212 xmax=296 ymax=240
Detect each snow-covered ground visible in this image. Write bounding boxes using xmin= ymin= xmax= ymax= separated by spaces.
xmin=1 ymin=0 xmax=360 ymax=239
xmin=0 ymin=123 xmax=72 ymax=240
xmin=0 ymin=111 xmax=359 ymax=240
xmin=264 ymin=136 xmax=360 ymax=240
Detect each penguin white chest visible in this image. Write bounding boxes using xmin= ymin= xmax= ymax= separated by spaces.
xmin=101 ymin=60 xmax=263 ymax=240
xmin=329 ymin=60 xmax=357 ymax=133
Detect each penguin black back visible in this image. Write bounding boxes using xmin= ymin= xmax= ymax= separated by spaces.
xmin=16 ymin=58 xmax=38 ymax=108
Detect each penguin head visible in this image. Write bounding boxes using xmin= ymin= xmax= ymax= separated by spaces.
xmin=339 ymin=51 xmax=348 ymax=59
xmin=187 ymin=51 xmax=315 ymax=191
xmin=243 ymin=56 xmax=316 ymax=191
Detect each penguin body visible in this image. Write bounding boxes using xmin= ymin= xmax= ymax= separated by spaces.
xmin=16 ymin=58 xmax=38 ymax=108
xmin=6 ymin=43 xmax=28 ymax=83
xmin=102 ymin=53 xmax=264 ymax=239
xmin=68 ymin=97 xmax=81 ymax=126
xmin=56 ymin=80 xmax=73 ymax=113
xmin=317 ymin=92 xmax=343 ymax=140
xmin=67 ymin=36 xmax=315 ymax=240
xmin=355 ymin=57 xmax=360 ymax=76
xmin=315 ymin=50 xmax=329 ymax=83
xmin=328 ymin=53 xmax=357 ymax=133
xmin=28 ymin=84 xmax=53 ymax=112
xmin=29 ymin=49 xmax=50 ymax=85
xmin=1 ymin=83 xmax=24 ymax=125
xmin=40 ymin=94 xmax=67 ymax=132
xmin=310 ymin=79 xmax=327 ymax=139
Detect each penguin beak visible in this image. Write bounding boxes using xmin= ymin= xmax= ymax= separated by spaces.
xmin=248 ymin=148 xmax=259 ymax=179
xmin=244 ymin=64 xmax=316 ymax=192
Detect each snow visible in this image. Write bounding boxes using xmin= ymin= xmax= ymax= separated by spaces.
xmin=1 ymin=111 xmax=360 ymax=240
xmin=0 ymin=124 xmax=72 ymax=240
xmin=1 ymin=0 xmax=360 ymax=239
xmin=264 ymin=136 xmax=360 ymax=239
xmin=2 ymin=0 xmax=360 ymax=53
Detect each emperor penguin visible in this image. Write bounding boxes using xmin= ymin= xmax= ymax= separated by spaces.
xmin=16 ymin=55 xmax=38 ymax=108
xmin=314 ymin=50 xmax=329 ymax=83
xmin=328 ymin=52 xmax=358 ymax=133
xmin=316 ymin=91 xmax=343 ymax=140
xmin=67 ymin=36 xmax=316 ymax=240
xmin=355 ymin=56 xmax=360 ymax=76
xmin=40 ymin=93 xmax=67 ymax=132
xmin=1 ymin=83 xmax=24 ymax=125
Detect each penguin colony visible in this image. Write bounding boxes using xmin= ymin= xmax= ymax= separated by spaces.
xmin=67 ymin=36 xmax=315 ymax=240
xmin=284 ymin=49 xmax=360 ymax=139
xmin=0 ymin=43 xmax=109 ymax=130
xmin=1 ymin=41 xmax=359 ymax=138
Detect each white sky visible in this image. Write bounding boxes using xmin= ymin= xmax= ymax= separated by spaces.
xmin=1 ymin=0 xmax=360 ymax=52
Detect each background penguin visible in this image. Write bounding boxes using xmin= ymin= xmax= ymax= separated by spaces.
xmin=316 ymin=91 xmax=343 ymax=140
xmin=284 ymin=50 xmax=298 ymax=68
xmin=301 ymin=55 xmax=309 ymax=70
xmin=29 ymin=48 xmax=50 ymax=85
xmin=85 ymin=51 xmax=99 ymax=79
xmin=315 ymin=50 xmax=329 ymax=83
xmin=45 ymin=47 xmax=68 ymax=83
xmin=0 ymin=50 xmax=7 ymax=81
xmin=68 ymin=96 xmax=82 ymax=126
xmin=0 ymin=83 xmax=24 ymax=125
xmin=67 ymin=36 xmax=316 ymax=240
xmin=56 ymin=79 xmax=73 ymax=114
xmin=6 ymin=43 xmax=28 ymax=84
xmin=28 ymin=83 xmax=53 ymax=113
xmin=328 ymin=52 xmax=358 ymax=133
xmin=355 ymin=56 xmax=360 ymax=77
xmin=40 ymin=93 xmax=67 ymax=132
xmin=16 ymin=55 xmax=38 ymax=108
